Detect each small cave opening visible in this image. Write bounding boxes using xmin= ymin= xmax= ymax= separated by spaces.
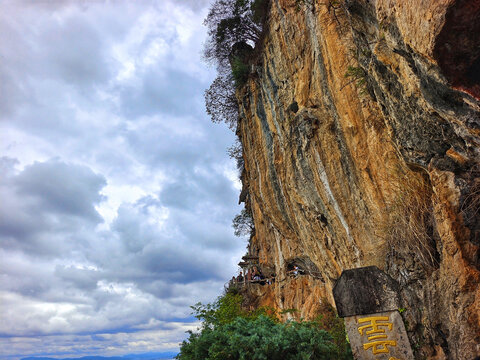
xmin=285 ymin=256 xmax=323 ymax=280
xmin=433 ymin=0 xmax=480 ymax=100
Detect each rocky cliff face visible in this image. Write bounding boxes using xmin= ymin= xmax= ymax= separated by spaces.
xmin=236 ymin=0 xmax=480 ymax=358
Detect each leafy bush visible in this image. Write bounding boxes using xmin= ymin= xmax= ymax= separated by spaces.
xmin=177 ymin=293 xmax=352 ymax=360
xmin=178 ymin=316 xmax=339 ymax=360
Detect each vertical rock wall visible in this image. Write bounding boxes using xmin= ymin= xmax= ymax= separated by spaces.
xmin=237 ymin=0 xmax=480 ymax=358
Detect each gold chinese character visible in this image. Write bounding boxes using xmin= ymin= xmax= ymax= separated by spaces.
xmin=363 ymin=338 xmax=397 ymax=354
xmin=357 ymin=316 xmax=393 ymax=335
xmin=358 ymin=316 xmax=397 ymax=354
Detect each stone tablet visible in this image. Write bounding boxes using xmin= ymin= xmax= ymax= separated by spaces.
xmin=333 ymin=267 xmax=414 ymax=360
xmin=345 ymin=310 xmax=414 ymax=360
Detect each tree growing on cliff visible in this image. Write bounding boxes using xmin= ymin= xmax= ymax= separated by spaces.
xmin=203 ymin=0 xmax=267 ymax=72
xmin=205 ymin=72 xmax=239 ymax=130
xmin=227 ymin=138 xmax=244 ymax=175
xmin=203 ymin=0 xmax=268 ymax=130
xmin=232 ymin=208 xmax=254 ymax=237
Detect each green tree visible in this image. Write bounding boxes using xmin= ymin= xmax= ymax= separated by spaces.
xmin=177 ymin=293 xmax=352 ymax=360
xmin=231 ymin=56 xmax=250 ymax=87
xmin=191 ymin=292 xmax=246 ymax=330
xmin=177 ymin=315 xmax=341 ymax=360
xmin=312 ymin=300 xmax=353 ymax=360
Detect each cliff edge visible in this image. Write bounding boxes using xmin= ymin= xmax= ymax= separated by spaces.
xmin=236 ymin=0 xmax=480 ymax=358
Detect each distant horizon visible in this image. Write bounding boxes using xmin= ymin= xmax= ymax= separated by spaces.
xmin=20 ymin=350 xmax=178 ymax=360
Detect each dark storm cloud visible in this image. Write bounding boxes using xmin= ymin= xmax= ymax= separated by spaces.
xmin=0 ymin=0 xmax=120 ymax=121
xmin=121 ymin=111 xmax=235 ymax=178
xmin=106 ymin=194 xmax=235 ymax=285
xmin=0 ymin=251 xmax=54 ymax=298
xmin=135 ymin=246 xmax=217 ymax=284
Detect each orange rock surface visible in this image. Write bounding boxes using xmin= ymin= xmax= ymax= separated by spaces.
xmin=236 ymin=0 xmax=480 ymax=358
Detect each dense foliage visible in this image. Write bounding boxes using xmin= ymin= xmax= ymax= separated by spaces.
xmin=177 ymin=315 xmax=339 ymax=360
xmin=176 ymin=293 xmax=353 ymax=360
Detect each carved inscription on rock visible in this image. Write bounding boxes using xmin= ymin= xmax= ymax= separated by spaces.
xmin=345 ymin=310 xmax=413 ymax=360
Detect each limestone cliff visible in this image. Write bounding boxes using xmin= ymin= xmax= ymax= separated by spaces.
xmin=236 ymin=0 xmax=480 ymax=358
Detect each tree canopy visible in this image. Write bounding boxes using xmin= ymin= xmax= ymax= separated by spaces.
xmin=176 ymin=293 xmax=353 ymax=360
xmin=177 ymin=315 xmax=339 ymax=360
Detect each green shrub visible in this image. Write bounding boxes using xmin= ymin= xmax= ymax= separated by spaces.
xmin=231 ymin=56 xmax=250 ymax=87
xmin=344 ymin=65 xmax=367 ymax=93
xmin=177 ymin=294 xmax=353 ymax=360
xmin=177 ymin=315 xmax=340 ymax=360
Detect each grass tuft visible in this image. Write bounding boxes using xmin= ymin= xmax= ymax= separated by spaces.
xmin=380 ymin=166 xmax=439 ymax=271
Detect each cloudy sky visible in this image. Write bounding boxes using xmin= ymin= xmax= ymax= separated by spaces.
xmin=0 ymin=0 xmax=245 ymax=358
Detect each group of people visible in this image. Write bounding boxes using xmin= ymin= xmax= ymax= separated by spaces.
xmin=231 ymin=267 xmax=275 ymax=286
xmin=287 ymin=265 xmax=303 ymax=278
xmin=229 ymin=264 xmax=306 ymax=288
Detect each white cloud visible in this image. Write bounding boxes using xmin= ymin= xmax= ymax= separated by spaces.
xmin=0 ymin=0 xmax=245 ymax=358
